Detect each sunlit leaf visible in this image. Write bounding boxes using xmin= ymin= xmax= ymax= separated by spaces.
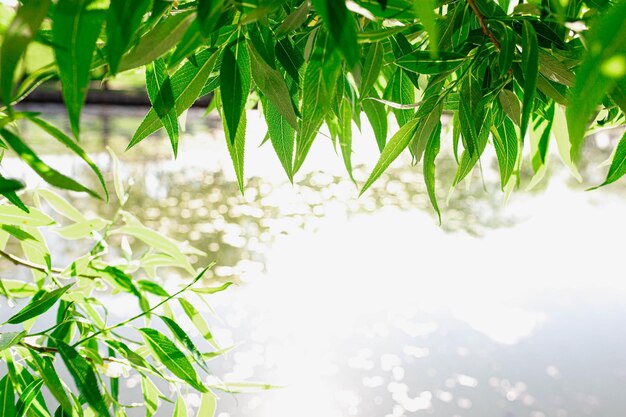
xmin=6 ymin=285 xmax=72 ymax=324
xmin=220 ymin=46 xmax=251 ymax=145
xmin=590 ymin=130 xmax=626 ymax=189
xmin=106 ymin=0 xmax=151 ymax=74
xmin=520 ymin=20 xmax=539 ymax=143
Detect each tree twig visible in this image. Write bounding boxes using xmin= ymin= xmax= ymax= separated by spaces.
xmin=468 ymin=0 xmax=501 ymax=50
xmin=0 ymin=248 xmax=98 ymax=280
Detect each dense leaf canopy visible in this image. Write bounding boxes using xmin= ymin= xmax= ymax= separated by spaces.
xmin=0 ymin=0 xmax=625 ymax=416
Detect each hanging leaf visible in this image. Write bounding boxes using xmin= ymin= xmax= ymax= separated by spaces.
xmin=15 ymin=379 xmax=44 ymax=417
xmin=139 ymin=328 xmax=208 ymax=393
xmin=52 ymin=0 xmax=106 ymax=138
xmin=311 ymin=0 xmax=359 ymax=69
xmin=106 ymin=0 xmax=151 ymax=74
xmin=362 ymin=96 xmax=388 ymax=152
xmin=590 ymin=131 xmax=626 ymax=189
xmin=423 ymin=120 xmax=442 ymax=222
xmin=130 ymin=48 xmax=220 ymax=149
xmin=159 ymin=315 xmax=209 ymax=373
xmin=339 ymin=97 xmax=355 ymax=181
xmin=360 ymin=42 xmax=383 ymax=98
xmin=412 ymin=0 xmax=439 ymax=55
xmin=220 ymin=46 xmax=251 ymax=145
xmin=0 ymin=0 xmax=51 ymax=107
xmin=263 ymin=97 xmax=295 ymax=181
xmin=146 ymin=58 xmax=179 ymax=156
xmin=248 ymin=42 xmax=299 ymax=129
xmin=491 ymin=116 xmax=518 ymax=189
xmin=56 ymin=341 xmax=111 ymax=417
xmin=395 ymin=51 xmax=465 ymax=74
xmin=0 ymin=174 xmax=27 ymax=212
xmin=567 ymin=1 xmax=626 ymax=160
xmin=520 ymin=20 xmax=539 ymax=143
xmin=118 ymin=11 xmax=195 ymax=72
xmin=0 ymin=375 xmax=16 ymax=417
xmin=360 ymin=116 xmax=420 ymax=195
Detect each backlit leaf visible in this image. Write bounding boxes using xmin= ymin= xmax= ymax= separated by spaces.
xmin=6 ymin=284 xmax=72 ymax=324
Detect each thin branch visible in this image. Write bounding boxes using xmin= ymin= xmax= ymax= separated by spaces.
xmin=0 ymin=248 xmax=98 ymax=280
xmin=468 ymin=0 xmax=501 ymax=50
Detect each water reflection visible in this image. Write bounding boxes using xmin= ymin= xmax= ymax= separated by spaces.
xmin=5 ymin=104 xmax=626 ymax=417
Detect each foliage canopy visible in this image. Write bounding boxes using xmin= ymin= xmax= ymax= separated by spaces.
xmin=0 ymin=0 xmax=626 ymax=416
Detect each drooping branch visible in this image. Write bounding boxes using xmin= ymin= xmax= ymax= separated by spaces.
xmin=467 ymin=0 xmax=501 ymax=50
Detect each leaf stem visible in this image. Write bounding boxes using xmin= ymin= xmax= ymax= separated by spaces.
xmin=467 ymin=0 xmax=501 ymax=50
xmin=0 ymin=248 xmax=98 ymax=280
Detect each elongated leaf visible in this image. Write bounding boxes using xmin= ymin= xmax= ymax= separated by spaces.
xmin=263 ymin=97 xmax=294 ymax=181
xmin=0 ymin=173 xmax=27 ymax=212
xmin=56 ymin=340 xmax=111 ymax=417
xmin=224 ymin=109 xmax=246 ymax=193
xmin=362 ymin=96 xmax=388 ymax=152
xmin=27 ymin=116 xmax=108 ymax=199
xmin=15 ymin=379 xmax=44 ymax=417
xmin=567 ymin=1 xmax=626 ymax=160
xmin=52 ymin=0 xmax=106 ymax=137
xmin=311 ymin=0 xmax=359 ymax=68
xmin=520 ymin=20 xmax=538 ymax=143
xmin=339 ymin=97 xmax=354 ymax=180
xmin=119 ymin=11 xmax=195 ymax=72
xmin=7 ymin=284 xmax=72 ymax=324
xmin=412 ymin=0 xmax=438 ymax=54
xmin=0 ymin=375 xmax=16 ymax=417
xmin=295 ymin=32 xmax=341 ymax=172
xmin=395 ymin=51 xmax=464 ymax=74
xmin=388 ymin=69 xmax=415 ymax=127
xmin=178 ymin=299 xmax=216 ymax=347
xmin=220 ymin=46 xmax=251 ymax=145
xmin=0 ymin=129 xmax=98 ymax=198
xmin=159 ymin=315 xmax=209 ymax=373
xmin=492 ymin=116 xmax=518 ymax=189
xmin=361 ymin=42 xmax=383 ymax=98
xmin=277 ymin=1 xmax=309 ymax=36
xmin=36 ymin=189 xmax=86 ymax=222
xmin=146 ymin=58 xmax=179 ymax=156
xmin=197 ymin=392 xmax=217 ymax=417
xmin=0 ymin=0 xmax=51 ymax=107
xmin=139 ymin=328 xmax=207 ymax=393
xmin=28 ymin=353 xmax=72 ymax=414
xmin=141 ymin=377 xmax=160 ymax=417
xmin=106 ymin=0 xmax=151 ymax=74
xmin=248 ymin=43 xmax=298 ymax=130
xmin=13 ymin=368 xmax=49 ymax=417
xmin=498 ymin=89 xmax=521 ymax=126
xmin=591 ymin=131 xmax=626 ymax=189
xmin=129 ymin=48 xmax=220 ymax=149
xmin=197 ymin=0 xmax=222 ymax=37
xmin=458 ymin=74 xmax=482 ymax=157
xmin=0 ymin=332 xmax=26 ymax=352
xmin=360 ymin=116 xmax=420 ymax=195
xmin=1 ymin=225 xmax=36 ymax=241
xmin=423 ymin=120 xmax=442 ymax=222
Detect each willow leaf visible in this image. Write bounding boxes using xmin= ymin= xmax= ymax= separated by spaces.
xmin=520 ymin=20 xmax=539 ymax=143
xmin=220 ymin=46 xmax=251 ymax=145
xmin=591 ymin=131 xmax=626 ymax=189
xmin=6 ymin=284 xmax=72 ymax=324
xmin=106 ymin=0 xmax=151 ymax=74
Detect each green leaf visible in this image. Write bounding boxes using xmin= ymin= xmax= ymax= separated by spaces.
xmin=159 ymin=315 xmax=209 ymax=373
xmin=423 ymin=120 xmax=442 ymax=222
xmin=106 ymin=0 xmax=151 ymax=74
xmin=0 ymin=332 xmax=26 ymax=352
xmin=520 ymin=20 xmax=539 ymax=143
xmin=15 ymin=379 xmax=44 ymax=417
xmin=248 ymin=42 xmax=299 ymax=130
xmin=0 ymin=174 xmax=27 ymax=212
xmin=220 ymin=46 xmax=251 ymax=145
xmin=52 ymin=0 xmax=106 ymax=138
xmin=412 ymin=0 xmax=438 ymax=55
xmin=339 ymin=97 xmax=354 ymax=181
xmin=138 ymin=328 xmax=207 ymax=393
xmin=0 ymin=205 xmax=53 ymax=226
xmin=0 ymin=0 xmax=51 ymax=107
xmin=129 ymin=48 xmax=220 ymax=149
xmin=28 ymin=353 xmax=72 ymax=415
xmin=591 ymin=130 xmax=626 ymax=189
xmin=118 ymin=11 xmax=195 ymax=72
xmin=224 ymin=109 xmax=246 ymax=193
xmin=27 ymin=116 xmax=108 ymax=199
xmin=567 ymin=1 xmax=626 ymax=160
xmin=178 ymin=298 xmax=216 ymax=347
xmin=388 ymin=69 xmax=415 ymax=127
xmin=0 ymin=128 xmax=98 ymax=198
xmin=362 ymin=96 xmax=388 ymax=152
xmin=360 ymin=42 xmax=383 ymax=98
xmin=294 ymin=31 xmax=342 ymax=172
xmin=146 ymin=58 xmax=179 ymax=156
xmin=197 ymin=0 xmax=223 ymax=37
xmin=395 ymin=50 xmax=465 ymax=74
xmin=35 ymin=189 xmax=86 ymax=222
xmin=0 ymin=375 xmax=16 ymax=417
xmin=191 ymin=282 xmax=233 ymax=295
xmin=498 ymin=89 xmax=521 ymax=126
xmin=538 ymin=49 xmax=574 ymax=86
xmin=493 ymin=21 xmax=514 ymax=77
xmin=492 ymin=116 xmax=518 ymax=189
xmin=1 ymin=225 xmax=36 ymax=241
xmin=56 ymin=340 xmax=111 ymax=417
xmin=196 ymin=392 xmax=217 ymax=417
xmin=173 ymin=395 xmax=187 ymax=417
xmin=141 ymin=377 xmax=160 ymax=417
xmin=6 ymin=284 xmax=72 ymax=324
xmin=453 ymin=108 xmax=494 ymax=185
xmin=262 ymin=97 xmax=295 ymax=181
xmin=360 ymin=116 xmax=420 ymax=195
xmin=276 ymin=1 xmax=310 ymax=36
xmin=458 ymin=73 xmax=482 ymax=157
xmin=311 ymin=0 xmax=359 ymax=68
